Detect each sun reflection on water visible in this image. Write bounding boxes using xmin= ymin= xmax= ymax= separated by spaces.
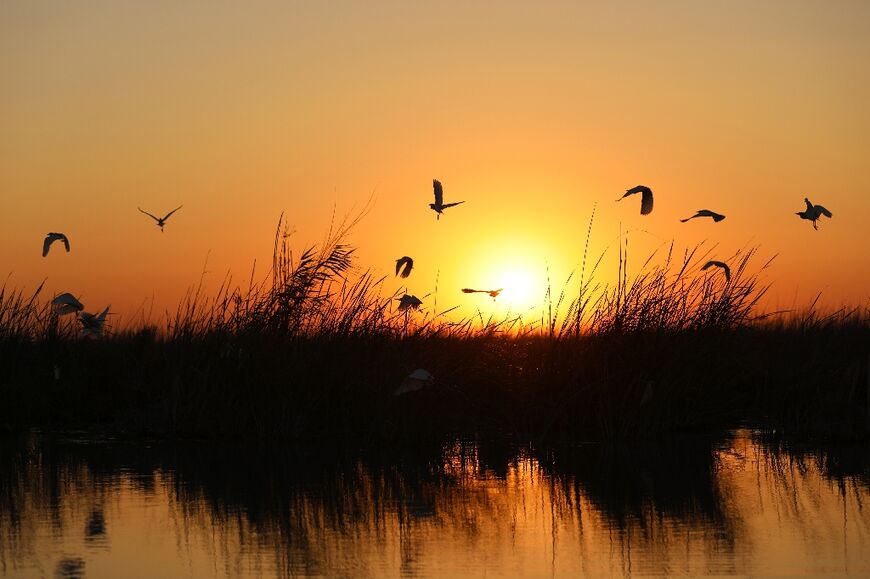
xmin=0 ymin=431 xmax=869 ymax=577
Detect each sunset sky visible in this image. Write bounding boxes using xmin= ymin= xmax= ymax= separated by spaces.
xmin=2 ymin=1 xmax=868 ymax=325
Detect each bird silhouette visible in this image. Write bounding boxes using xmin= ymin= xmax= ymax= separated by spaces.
xmin=139 ymin=205 xmax=183 ymax=232
xmin=79 ymin=306 xmax=110 ymax=337
xmin=796 ymin=198 xmax=832 ymax=230
xmin=701 ymin=260 xmax=731 ymax=282
xmin=395 ymin=256 xmax=414 ymax=278
xmin=42 ymin=232 xmax=70 ymax=257
xmin=616 ymin=185 xmax=654 ymax=215
xmin=681 ymin=209 xmax=725 ymax=223
xmin=429 ymin=179 xmax=465 ymax=220
xmin=394 ymin=368 xmax=435 ymax=396
xmin=51 ymin=293 xmax=84 ymax=315
xmin=397 ymin=294 xmax=422 ymax=311
xmin=461 ymin=288 xmax=503 ymax=299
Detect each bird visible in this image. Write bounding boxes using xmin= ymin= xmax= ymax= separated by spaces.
xmin=429 ymin=179 xmax=465 ymax=220
xmin=701 ymin=260 xmax=731 ymax=282
xmin=796 ymin=197 xmax=832 ymax=230
xmin=397 ymin=294 xmax=422 ymax=311
xmin=395 ymin=256 xmax=414 ymax=278
xmin=138 ymin=205 xmax=183 ymax=232
xmin=79 ymin=306 xmax=110 ymax=337
xmin=616 ymin=185 xmax=653 ymax=215
xmin=461 ymin=288 xmax=503 ymax=299
xmin=681 ymin=209 xmax=725 ymax=223
xmin=394 ymin=368 xmax=435 ymax=396
xmin=51 ymin=293 xmax=84 ymax=315
xmin=42 ymin=232 xmax=70 ymax=257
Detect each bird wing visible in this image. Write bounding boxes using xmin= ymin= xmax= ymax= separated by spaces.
xmin=42 ymin=235 xmax=52 ymax=257
xmin=461 ymin=288 xmax=479 ymax=293
xmin=61 ymin=234 xmax=70 ymax=252
xmin=138 ymin=208 xmax=161 ymax=222
xmin=804 ymin=198 xmax=814 ymax=212
xmin=395 ymin=256 xmax=413 ymax=278
xmin=441 ymin=201 xmax=465 ymax=209
xmin=162 ymin=205 xmax=183 ymax=221
xmin=433 ymin=180 xmax=443 ymax=206
xmin=680 ymin=213 xmax=698 ymax=222
xmin=52 ymin=293 xmax=84 ymax=314
xmin=722 ymin=264 xmax=731 ymax=281
xmin=640 ymin=189 xmax=653 ymax=215
xmin=815 ymin=205 xmax=832 ymax=218
xmin=96 ymin=306 xmax=110 ymax=323
xmin=625 ymin=185 xmax=649 ymax=195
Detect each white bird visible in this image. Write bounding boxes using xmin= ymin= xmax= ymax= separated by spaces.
xmin=79 ymin=306 xmax=110 ymax=337
xmin=138 ymin=205 xmax=183 ymax=232
xmin=51 ymin=293 xmax=84 ymax=315
xmin=461 ymin=287 xmax=503 ymax=299
xmin=616 ymin=185 xmax=653 ymax=215
xmin=681 ymin=209 xmax=725 ymax=223
xmin=701 ymin=260 xmax=731 ymax=282
xmin=395 ymin=256 xmax=414 ymax=278
xmin=42 ymin=232 xmax=70 ymax=257
xmin=429 ymin=179 xmax=465 ymax=220
xmin=796 ymin=197 xmax=832 ymax=230
xmin=394 ymin=368 xmax=435 ymax=396
xmin=397 ymin=294 xmax=422 ymax=311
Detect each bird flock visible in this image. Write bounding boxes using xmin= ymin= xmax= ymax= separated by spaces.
xmin=42 ymin=205 xmax=184 ymax=336
xmin=40 ymin=181 xmax=834 ymax=335
xmin=394 ymin=180 xmax=833 ymax=311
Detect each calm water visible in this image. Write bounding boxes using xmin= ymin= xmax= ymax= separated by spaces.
xmin=1 ymin=430 xmax=869 ymax=578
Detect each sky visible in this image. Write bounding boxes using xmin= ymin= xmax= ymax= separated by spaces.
xmin=1 ymin=0 xmax=869 ymax=326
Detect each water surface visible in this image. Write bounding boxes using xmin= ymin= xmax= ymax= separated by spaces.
xmin=1 ymin=430 xmax=869 ymax=577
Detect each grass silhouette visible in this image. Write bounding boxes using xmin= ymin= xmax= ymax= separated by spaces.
xmin=0 ymin=214 xmax=867 ymax=442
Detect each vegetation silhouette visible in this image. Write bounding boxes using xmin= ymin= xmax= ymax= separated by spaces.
xmin=0 ymin=213 xmax=867 ymax=442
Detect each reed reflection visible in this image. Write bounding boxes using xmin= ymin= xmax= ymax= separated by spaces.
xmin=0 ymin=431 xmax=869 ymax=577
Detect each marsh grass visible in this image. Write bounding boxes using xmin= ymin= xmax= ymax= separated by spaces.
xmin=0 ymin=215 xmax=868 ymax=442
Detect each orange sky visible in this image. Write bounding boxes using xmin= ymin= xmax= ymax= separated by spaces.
xmin=1 ymin=1 xmax=868 ymax=325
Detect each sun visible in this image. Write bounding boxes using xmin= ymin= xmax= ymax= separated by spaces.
xmin=496 ymin=269 xmax=536 ymax=307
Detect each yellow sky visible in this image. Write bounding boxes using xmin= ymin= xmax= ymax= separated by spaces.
xmin=1 ymin=1 xmax=869 ymax=324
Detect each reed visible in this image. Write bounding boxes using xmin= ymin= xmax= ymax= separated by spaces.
xmin=0 ymin=216 xmax=867 ymax=442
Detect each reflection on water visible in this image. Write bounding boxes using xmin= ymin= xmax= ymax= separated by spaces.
xmin=1 ymin=431 xmax=869 ymax=577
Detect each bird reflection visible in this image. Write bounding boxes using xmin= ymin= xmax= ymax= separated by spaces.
xmin=85 ymin=509 xmax=106 ymax=542
xmin=55 ymin=557 xmax=86 ymax=579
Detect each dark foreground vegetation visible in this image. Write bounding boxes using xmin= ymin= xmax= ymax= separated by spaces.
xmin=1 ymin=216 xmax=868 ymax=442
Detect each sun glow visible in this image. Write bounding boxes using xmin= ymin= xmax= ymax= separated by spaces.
xmin=496 ymin=269 xmax=536 ymax=308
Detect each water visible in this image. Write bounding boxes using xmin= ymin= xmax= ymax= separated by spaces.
xmin=1 ymin=430 xmax=869 ymax=578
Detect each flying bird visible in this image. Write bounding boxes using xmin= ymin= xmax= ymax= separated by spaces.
xmin=138 ymin=205 xmax=183 ymax=232
xmin=429 ymin=179 xmax=465 ymax=220
xmin=395 ymin=256 xmax=414 ymax=278
xmin=79 ymin=306 xmax=110 ymax=337
xmin=397 ymin=294 xmax=423 ymax=311
xmin=42 ymin=232 xmax=70 ymax=257
xmin=796 ymin=198 xmax=832 ymax=230
xmin=701 ymin=260 xmax=731 ymax=282
xmin=616 ymin=185 xmax=653 ymax=215
xmin=462 ymin=288 xmax=504 ymax=299
xmin=51 ymin=293 xmax=84 ymax=315
xmin=394 ymin=368 xmax=435 ymax=396
xmin=681 ymin=209 xmax=726 ymax=223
